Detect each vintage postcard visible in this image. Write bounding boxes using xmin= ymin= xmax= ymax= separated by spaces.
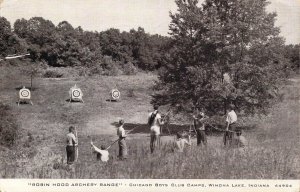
xmin=0 ymin=0 xmax=299 ymax=191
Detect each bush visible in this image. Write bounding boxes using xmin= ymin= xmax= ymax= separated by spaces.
xmin=43 ymin=69 xmax=63 ymax=78
xmin=88 ymin=64 xmax=103 ymax=76
xmin=123 ymin=62 xmax=138 ymax=75
xmin=101 ymin=56 xmax=122 ymax=76
xmin=102 ymin=63 xmax=122 ymax=76
xmin=0 ymin=103 xmax=18 ymax=147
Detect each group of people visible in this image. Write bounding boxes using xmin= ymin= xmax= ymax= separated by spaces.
xmin=192 ymin=104 xmax=247 ymax=148
xmin=65 ymin=104 xmax=247 ymax=165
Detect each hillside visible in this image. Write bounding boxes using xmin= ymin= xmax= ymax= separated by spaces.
xmin=0 ymin=65 xmax=299 ymax=179
xmin=0 ymin=65 xmax=158 ymax=175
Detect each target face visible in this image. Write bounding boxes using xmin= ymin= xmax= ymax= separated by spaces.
xmin=72 ymin=90 xmax=81 ymax=98
xmin=111 ymin=89 xmax=120 ymax=100
xmin=19 ymin=88 xmax=31 ymax=99
xmin=69 ymin=86 xmax=83 ymax=102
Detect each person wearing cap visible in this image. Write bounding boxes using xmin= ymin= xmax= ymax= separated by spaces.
xmin=193 ymin=110 xmax=209 ymax=146
xmin=224 ymin=104 xmax=237 ymax=146
xmin=90 ymin=141 xmax=109 ymax=162
xmin=174 ymin=132 xmax=191 ymax=152
xmin=148 ymin=105 xmax=164 ymax=153
xmin=117 ymin=119 xmax=127 ymax=160
xmin=66 ymin=126 xmax=78 ymax=165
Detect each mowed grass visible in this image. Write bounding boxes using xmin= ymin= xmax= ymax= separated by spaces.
xmin=0 ymin=65 xmax=299 ymax=179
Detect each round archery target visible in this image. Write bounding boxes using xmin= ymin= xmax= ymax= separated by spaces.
xmin=69 ymin=86 xmax=83 ymax=102
xmin=111 ymin=89 xmax=120 ymax=100
xmin=21 ymin=90 xmax=29 ymax=97
xmin=19 ymin=88 xmax=31 ymax=99
xmin=72 ymin=90 xmax=81 ymax=98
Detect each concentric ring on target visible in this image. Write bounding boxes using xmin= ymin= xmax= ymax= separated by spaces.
xmin=111 ymin=89 xmax=120 ymax=100
xmin=20 ymin=90 xmax=30 ymax=97
xmin=72 ymin=90 xmax=81 ymax=98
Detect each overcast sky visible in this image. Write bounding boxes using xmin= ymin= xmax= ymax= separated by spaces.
xmin=0 ymin=0 xmax=299 ymax=44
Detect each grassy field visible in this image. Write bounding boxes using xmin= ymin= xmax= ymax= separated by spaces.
xmin=0 ymin=65 xmax=299 ymax=179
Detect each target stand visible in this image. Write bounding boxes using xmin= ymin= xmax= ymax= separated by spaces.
xmin=18 ymin=87 xmax=33 ymax=106
xmin=109 ymin=89 xmax=120 ymax=102
xmin=69 ymin=85 xmax=84 ymax=103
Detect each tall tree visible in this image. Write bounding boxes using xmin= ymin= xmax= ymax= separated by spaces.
xmin=14 ymin=17 xmax=57 ymax=63
xmin=0 ymin=17 xmax=12 ymax=56
xmin=153 ymin=0 xmax=287 ymax=115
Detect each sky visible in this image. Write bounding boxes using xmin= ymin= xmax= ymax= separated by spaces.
xmin=0 ymin=0 xmax=299 ymax=44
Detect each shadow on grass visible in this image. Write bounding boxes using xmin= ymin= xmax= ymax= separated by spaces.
xmin=110 ymin=122 xmax=258 ymax=136
xmin=15 ymin=101 xmax=33 ymax=105
xmin=105 ymin=99 xmax=118 ymax=102
xmin=65 ymin=99 xmax=84 ymax=103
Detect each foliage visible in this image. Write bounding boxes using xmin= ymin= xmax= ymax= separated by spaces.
xmin=0 ymin=9 xmax=297 ymax=80
xmin=0 ymin=17 xmax=12 ymax=56
xmin=101 ymin=56 xmax=122 ymax=76
xmin=0 ymin=17 xmax=27 ymax=56
xmin=11 ymin=17 xmax=170 ymax=73
xmin=284 ymin=44 xmax=300 ymax=71
xmin=43 ymin=68 xmax=64 ymax=78
xmin=123 ymin=61 xmax=138 ymax=75
xmin=153 ymin=0 xmax=289 ymax=115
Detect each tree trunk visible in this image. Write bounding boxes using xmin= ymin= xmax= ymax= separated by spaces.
xmin=30 ymin=75 xmax=33 ymax=90
xmin=224 ymin=98 xmax=227 ymax=115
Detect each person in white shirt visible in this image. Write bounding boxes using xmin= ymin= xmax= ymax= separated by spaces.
xmin=174 ymin=132 xmax=191 ymax=152
xmin=90 ymin=141 xmax=109 ymax=162
xmin=148 ymin=105 xmax=164 ymax=154
xmin=66 ymin=126 xmax=78 ymax=165
xmin=224 ymin=104 xmax=237 ymax=146
xmin=117 ymin=119 xmax=127 ymax=160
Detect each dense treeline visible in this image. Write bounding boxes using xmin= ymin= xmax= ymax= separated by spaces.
xmin=0 ymin=15 xmax=298 ymax=77
xmin=0 ymin=16 xmax=169 ymax=75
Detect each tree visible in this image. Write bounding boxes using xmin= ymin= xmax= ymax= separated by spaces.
xmin=0 ymin=17 xmax=12 ymax=56
xmin=153 ymin=0 xmax=287 ymax=115
xmin=14 ymin=17 xmax=57 ymax=63
xmin=0 ymin=17 xmax=28 ymax=57
xmin=130 ymin=27 xmax=169 ymax=70
xmin=21 ymin=63 xmax=40 ymax=90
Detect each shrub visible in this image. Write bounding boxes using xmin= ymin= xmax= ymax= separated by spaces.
xmin=101 ymin=56 xmax=122 ymax=76
xmin=0 ymin=103 xmax=18 ymax=147
xmin=43 ymin=69 xmax=63 ymax=78
xmin=123 ymin=62 xmax=138 ymax=75
xmin=102 ymin=62 xmax=122 ymax=76
xmin=88 ymin=64 xmax=103 ymax=76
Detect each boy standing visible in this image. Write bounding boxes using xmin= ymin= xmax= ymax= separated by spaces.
xmin=117 ymin=119 xmax=127 ymax=160
xmin=193 ymin=111 xmax=209 ymax=146
xmin=224 ymin=104 xmax=237 ymax=146
xmin=66 ymin=126 xmax=78 ymax=165
xmin=148 ymin=105 xmax=164 ymax=153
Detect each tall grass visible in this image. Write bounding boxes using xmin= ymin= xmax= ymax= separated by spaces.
xmin=1 ymin=132 xmax=298 ymax=179
xmin=0 ymin=103 xmax=18 ymax=147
